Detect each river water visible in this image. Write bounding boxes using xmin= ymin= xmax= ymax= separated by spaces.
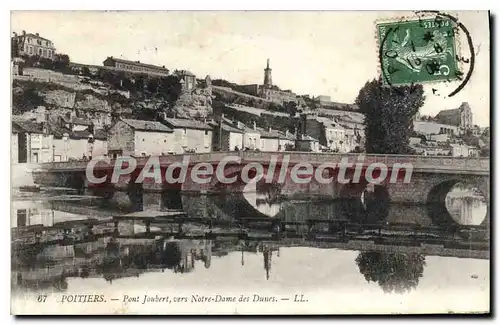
xmin=11 ymin=185 xmax=490 ymax=314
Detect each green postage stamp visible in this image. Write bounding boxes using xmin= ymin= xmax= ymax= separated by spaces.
xmin=377 ymin=16 xmax=460 ymax=86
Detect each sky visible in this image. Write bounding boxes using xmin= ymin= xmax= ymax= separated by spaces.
xmin=11 ymin=11 xmax=490 ymax=126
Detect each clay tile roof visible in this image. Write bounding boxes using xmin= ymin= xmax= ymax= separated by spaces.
xmin=12 ymin=120 xmax=44 ymax=134
xmin=298 ymin=134 xmax=319 ymax=142
xmin=94 ymin=129 xmax=108 ymax=140
xmin=72 ymin=117 xmax=93 ymax=126
xmin=122 ymin=119 xmax=173 ymax=133
xmin=221 ymin=123 xmax=244 ymax=133
xmin=106 ymin=57 xmax=169 ymax=72
xmin=71 ymin=130 xmax=92 ymax=139
xmin=163 ymin=118 xmax=212 ymax=131
xmin=209 ymin=121 xmax=243 ymax=134
xmin=24 ymin=33 xmax=52 ymax=43
xmin=177 ymin=70 xmax=196 ymax=77
xmin=258 ymin=127 xmax=282 ymax=139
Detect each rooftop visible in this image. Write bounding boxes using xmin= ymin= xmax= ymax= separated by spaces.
xmin=297 ymin=134 xmax=319 ymax=142
xmin=163 ymin=118 xmax=213 ymax=131
xmin=104 ymin=57 xmax=169 ymax=72
xmin=12 ymin=120 xmax=44 ymax=134
xmin=13 ymin=32 xmax=52 ymax=43
xmin=61 ymin=116 xmax=93 ymax=126
xmin=122 ymin=119 xmax=173 ymax=133
xmin=176 ymin=70 xmax=196 ymax=77
xmin=208 ymin=120 xmax=244 ymax=134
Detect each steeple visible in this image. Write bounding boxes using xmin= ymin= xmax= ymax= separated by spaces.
xmin=263 ymin=58 xmax=272 ymax=88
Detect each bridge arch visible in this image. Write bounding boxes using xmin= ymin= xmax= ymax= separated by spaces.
xmin=426 ymin=178 xmax=489 ymax=228
xmin=338 ymin=180 xmax=390 ymax=225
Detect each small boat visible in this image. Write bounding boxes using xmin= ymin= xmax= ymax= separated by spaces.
xmin=19 ymin=185 xmax=41 ymax=192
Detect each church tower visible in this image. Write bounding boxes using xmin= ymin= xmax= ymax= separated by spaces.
xmin=263 ymin=58 xmax=272 ymax=88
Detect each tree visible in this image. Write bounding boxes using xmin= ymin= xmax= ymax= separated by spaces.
xmin=355 ymin=252 xmax=426 ymax=294
xmin=461 ymin=129 xmax=479 ymax=147
xmin=157 ymin=75 xmax=182 ymax=106
xmin=480 ymin=147 xmax=490 ymax=157
xmin=355 ymin=78 xmax=425 ymax=154
xmin=12 ymin=87 xmax=45 ymax=114
xmin=284 ymin=101 xmax=298 ymax=117
xmin=53 ymin=53 xmax=71 ymax=73
xmin=11 ymin=36 xmax=19 ymax=58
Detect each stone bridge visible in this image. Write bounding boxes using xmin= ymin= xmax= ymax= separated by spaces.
xmin=32 ymin=151 xmax=490 ymax=228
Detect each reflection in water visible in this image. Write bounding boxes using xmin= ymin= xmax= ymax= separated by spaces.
xmin=11 ymin=189 xmax=489 ymax=297
xmin=445 ymin=183 xmax=487 ymax=226
xmin=243 ymin=179 xmax=282 ymax=217
xmin=355 ymin=252 xmax=426 ymax=294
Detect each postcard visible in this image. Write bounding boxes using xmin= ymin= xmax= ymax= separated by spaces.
xmin=10 ymin=10 xmax=490 ymax=315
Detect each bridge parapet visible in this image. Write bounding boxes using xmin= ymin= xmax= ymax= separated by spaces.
xmin=37 ymin=152 xmax=490 ymax=175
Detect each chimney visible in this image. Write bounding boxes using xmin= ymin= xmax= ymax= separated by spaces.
xmin=286 ymin=130 xmax=289 ymax=137
xmin=253 ymin=121 xmax=256 ymax=130
xmin=22 ymin=30 xmax=26 ymax=35
xmin=221 ymin=113 xmax=225 ymax=119
xmin=35 ymin=33 xmax=39 ymax=37
xmin=269 ymin=126 xmax=272 ymax=133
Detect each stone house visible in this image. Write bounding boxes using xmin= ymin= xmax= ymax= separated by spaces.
xmin=257 ymin=127 xmax=295 ymax=152
xmin=450 ymin=143 xmax=480 ymax=157
xmin=11 ymin=123 xmax=21 ymax=165
xmin=414 ymin=121 xmax=459 ymax=137
xmin=429 ymin=133 xmax=450 ymax=143
xmin=12 ymin=31 xmax=56 ymax=60
xmin=12 ymin=119 xmax=53 ymax=163
xmin=295 ymin=134 xmax=320 ymax=152
xmin=210 ymin=118 xmax=244 ymax=152
xmin=162 ymin=118 xmax=213 ymax=154
xmin=176 ymin=70 xmax=197 ymax=91
xmin=303 ymin=115 xmax=349 ymax=152
xmin=107 ymin=118 xmax=174 ymax=158
xmin=48 ymin=116 xmax=107 ymax=161
xmin=240 ymin=121 xmax=261 ymax=151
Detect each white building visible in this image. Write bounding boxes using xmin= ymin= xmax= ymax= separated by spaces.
xmin=162 ymin=118 xmax=213 ymax=154
xmin=107 ymin=118 xmax=174 ymax=157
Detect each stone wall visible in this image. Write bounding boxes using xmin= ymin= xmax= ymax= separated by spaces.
xmin=108 ymin=120 xmax=135 ymax=155
xmin=42 ymin=90 xmax=76 ymax=108
xmin=172 ymin=87 xmax=213 ymax=118
xmin=134 ymin=131 xmax=174 ymax=156
xmin=75 ymin=93 xmax=111 ymax=112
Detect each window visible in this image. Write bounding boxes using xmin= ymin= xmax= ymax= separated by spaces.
xmin=17 ymin=209 xmax=27 ymax=227
xmin=38 ymin=48 xmax=42 ymax=55
xmin=183 ymin=129 xmax=187 ymax=134
xmin=37 ymin=39 xmax=42 ymax=45
xmin=204 ymin=130 xmax=209 ymax=136
xmin=142 ymin=138 xmax=145 ymax=142
xmin=164 ymin=139 xmax=166 ymax=143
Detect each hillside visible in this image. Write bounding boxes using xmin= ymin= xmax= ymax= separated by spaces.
xmin=12 ymin=66 xmax=214 ymax=121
